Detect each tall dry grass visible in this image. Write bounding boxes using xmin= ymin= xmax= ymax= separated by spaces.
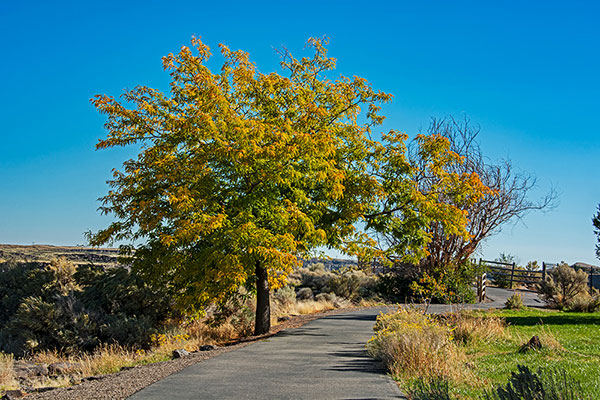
xmin=445 ymin=311 xmax=508 ymax=345
xmin=367 ymin=307 xmax=469 ymax=382
xmin=0 ymin=352 xmax=18 ymax=391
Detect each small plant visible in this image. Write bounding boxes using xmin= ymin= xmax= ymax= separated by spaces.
xmin=505 ymin=292 xmax=525 ymax=310
xmin=482 ymin=364 xmax=592 ymax=400
xmin=0 ymin=352 xmax=17 ymax=391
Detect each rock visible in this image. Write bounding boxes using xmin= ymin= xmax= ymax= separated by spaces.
xmin=277 ymin=316 xmax=291 ymax=322
xmin=1 ymin=390 xmax=26 ymax=400
xmin=13 ymin=362 xmax=48 ymax=378
xmin=48 ymin=362 xmax=78 ymax=375
xmin=520 ymin=335 xmax=543 ymax=352
xmin=172 ymin=349 xmax=191 ymax=358
xmin=199 ymin=345 xmax=215 ymax=351
xmin=1 ymin=390 xmax=26 ymax=399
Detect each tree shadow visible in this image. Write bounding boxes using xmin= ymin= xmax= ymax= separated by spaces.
xmin=322 ymin=314 xmax=379 ymax=322
xmin=324 ymin=348 xmax=386 ymax=375
xmin=504 ymin=313 xmax=600 ymax=326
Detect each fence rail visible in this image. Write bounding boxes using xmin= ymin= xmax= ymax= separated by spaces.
xmin=478 ymin=259 xmax=547 ymax=290
xmin=478 ymin=259 xmax=599 ymax=300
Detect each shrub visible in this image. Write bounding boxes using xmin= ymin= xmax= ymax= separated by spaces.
xmin=410 ymin=261 xmax=478 ymax=304
xmin=296 ymin=287 xmax=314 ymax=300
xmin=482 ymin=364 xmax=593 ymax=400
xmin=376 ymin=271 xmax=416 ymax=303
xmin=272 ymin=286 xmax=296 ymax=307
xmin=315 ymin=292 xmax=336 ymax=303
xmin=564 ymin=290 xmax=600 ymax=313
xmin=288 ymin=265 xmax=378 ymax=302
xmin=505 ymin=292 xmax=525 ymax=310
xmin=537 ymin=263 xmax=589 ymax=309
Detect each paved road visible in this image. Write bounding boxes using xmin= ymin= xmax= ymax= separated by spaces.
xmin=129 ymin=307 xmax=403 ymax=399
xmin=128 ymin=288 xmax=544 ymax=400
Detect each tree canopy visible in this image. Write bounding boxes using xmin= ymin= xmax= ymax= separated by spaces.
xmin=90 ymin=37 xmax=393 ymax=333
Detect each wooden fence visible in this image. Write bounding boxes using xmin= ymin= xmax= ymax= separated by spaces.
xmin=479 ymin=258 xmax=547 ymax=290
xmin=478 ymin=259 xmax=599 ymax=302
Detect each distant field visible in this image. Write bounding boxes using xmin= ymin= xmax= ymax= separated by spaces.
xmin=0 ymin=244 xmax=122 ymax=268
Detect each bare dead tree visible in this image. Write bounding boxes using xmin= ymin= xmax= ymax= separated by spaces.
xmin=382 ymin=116 xmax=557 ymax=270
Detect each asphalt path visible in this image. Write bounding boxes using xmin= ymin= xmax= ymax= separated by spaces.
xmin=128 ymin=288 xmax=544 ymax=400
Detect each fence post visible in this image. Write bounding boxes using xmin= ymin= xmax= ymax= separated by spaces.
xmin=542 ymin=262 xmax=546 ymax=281
xmin=510 ymin=262 xmax=515 ymax=289
xmin=480 ymin=272 xmax=487 ymax=302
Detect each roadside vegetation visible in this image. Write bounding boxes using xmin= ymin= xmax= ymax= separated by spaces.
xmin=368 ymin=307 xmax=600 ymax=399
xmin=0 ymin=258 xmax=379 ymax=392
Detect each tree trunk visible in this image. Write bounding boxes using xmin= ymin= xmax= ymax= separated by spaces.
xmin=254 ymin=261 xmax=270 ymax=335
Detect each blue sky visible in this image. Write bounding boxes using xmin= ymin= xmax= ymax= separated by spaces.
xmin=1 ymin=1 xmax=598 ymax=265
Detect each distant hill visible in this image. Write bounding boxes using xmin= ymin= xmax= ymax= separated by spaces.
xmin=0 ymin=244 xmax=122 ymax=268
xmin=0 ymin=244 xmax=358 ymax=271
xmin=302 ymin=257 xmax=358 ymax=270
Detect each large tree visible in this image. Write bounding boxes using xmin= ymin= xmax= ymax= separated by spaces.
xmin=89 ymin=37 xmax=389 ymax=334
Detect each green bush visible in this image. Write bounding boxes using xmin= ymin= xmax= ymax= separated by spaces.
xmin=482 ymin=364 xmax=593 ymax=400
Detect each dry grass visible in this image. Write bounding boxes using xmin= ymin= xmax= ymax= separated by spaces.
xmin=0 ymin=352 xmax=18 ymax=391
xmin=367 ymin=307 xmax=469 ymax=382
xmin=447 ymin=311 xmax=508 ymax=345
xmin=513 ymin=324 xmax=564 ymax=352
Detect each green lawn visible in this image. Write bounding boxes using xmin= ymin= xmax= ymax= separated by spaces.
xmin=454 ymin=309 xmax=600 ymax=398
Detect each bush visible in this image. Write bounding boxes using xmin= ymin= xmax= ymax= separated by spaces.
xmin=0 ymin=259 xmax=173 ymax=356
xmin=376 ymin=271 xmax=416 ymax=303
xmin=296 ymin=287 xmax=314 ymax=300
xmin=410 ymin=261 xmax=479 ymax=304
xmin=272 ymin=286 xmax=296 ymax=306
xmin=564 ymin=290 xmax=600 ymax=313
xmin=442 ymin=312 xmax=507 ymax=345
xmin=482 ymin=364 xmax=592 ymax=400
xmin=537 ymin=263 xmax=589 ymax=309
xmin=505 ymin=292 xmax=525 ymax=310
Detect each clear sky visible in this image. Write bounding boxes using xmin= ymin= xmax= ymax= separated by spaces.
xmin=1 ymin=1 xmax=598 ymax=265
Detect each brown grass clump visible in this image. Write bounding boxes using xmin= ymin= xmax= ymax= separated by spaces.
xmin=447 ymin=311 xmax=508 ymax=345
xmin=513 ymin=325 xmax=564 ymax=353
xmin=0 ymin=352 xmax=18 ymax=391
xmin=367 ymin=307 xmax=468 ymax=382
